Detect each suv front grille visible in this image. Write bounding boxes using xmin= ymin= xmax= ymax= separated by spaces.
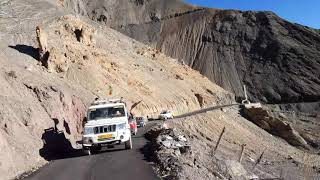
xmin=94 ymin=125 xmax=116 ymax=134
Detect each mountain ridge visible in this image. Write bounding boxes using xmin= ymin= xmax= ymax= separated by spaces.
xmin=61 ymin=0 xmax=320 ymax=113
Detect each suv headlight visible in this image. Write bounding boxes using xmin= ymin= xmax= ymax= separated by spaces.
xmin=84 ymin=127 xmax=94 ymax=135
xmin=83 ymin=137 xmax=92 ymax=144
xmin=117 ymin=123 xmax=126 ymax=130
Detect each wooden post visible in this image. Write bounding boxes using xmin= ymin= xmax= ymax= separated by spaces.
xmin=252 ymin=151 xmax=264 ymax=170
xmin=213 ymin=127 xmax=225 ymax=155
xmin=279 ymin=167 xmax=283 ymax=179
xmin=238 ymin=144 xmax=246 ymax=163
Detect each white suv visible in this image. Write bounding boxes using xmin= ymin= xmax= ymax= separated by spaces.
xmin=159 ymin=110 xmax=174 ymax=120
xmin=82 ymin=99 xmax=132 ymax=155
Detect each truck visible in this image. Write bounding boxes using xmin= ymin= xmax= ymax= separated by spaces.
xmin=82 ymin=98 xmax=132 ymax=155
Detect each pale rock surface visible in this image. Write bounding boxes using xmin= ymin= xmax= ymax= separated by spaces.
xmin=0 ymin=1 xmax=233 ymax=179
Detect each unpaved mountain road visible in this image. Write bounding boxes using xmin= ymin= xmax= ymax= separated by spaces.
xmin=24 ymin=122 xmax=159 ymax=180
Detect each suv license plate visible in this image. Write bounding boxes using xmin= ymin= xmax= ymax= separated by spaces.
xmin=98 ymin=134 xmax=113 ymax=140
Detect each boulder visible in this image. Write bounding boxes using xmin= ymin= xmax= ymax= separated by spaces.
xmin=243 ymin=106 xmax=310 ymax=149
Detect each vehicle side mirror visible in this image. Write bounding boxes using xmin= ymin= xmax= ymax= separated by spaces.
xmin=83 ymin=117 xmax=88 ymax=126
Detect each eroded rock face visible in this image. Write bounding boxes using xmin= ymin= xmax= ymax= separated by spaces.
xmin=61 ymin=0 xmax=197 ymax=27
xmin=38 ymin=15 xmax=97 ymax=73
xmin=120 ymin=9 xmax=320 ymax=106
xmin=63 ymin=0 xmax=320 ymax=111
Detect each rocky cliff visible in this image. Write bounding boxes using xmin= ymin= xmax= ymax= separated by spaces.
xmin=62 ymin=0 xmax=320 ymax=113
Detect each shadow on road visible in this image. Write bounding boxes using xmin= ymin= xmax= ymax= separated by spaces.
xmin=95 ymin=147 xmax=127 ymax=154
xmin=39 ymin=119 xmax=84 ymax=161
xmin=139 ymin=127 xmax=160 ymax=164
xmin=8 ymin=44 xmax=39 ymax=60
xmin=140 ymin=141 xmax=157 ymax=164
xmin=39 ymin=127 xmax=84 ymax=161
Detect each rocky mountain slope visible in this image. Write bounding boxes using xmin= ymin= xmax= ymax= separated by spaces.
xmin=147 ymin=109 xmax=320 ymax=179
xmin=61 ymin=0 xmax=320 ymax=113
xmin=0 ymin=1 xmax=233 ymax=179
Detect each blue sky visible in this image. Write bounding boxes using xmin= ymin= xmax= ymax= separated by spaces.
xmin=184 ymin=0 xmax=320 ymax=29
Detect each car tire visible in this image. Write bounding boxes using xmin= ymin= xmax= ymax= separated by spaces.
xmin=89 ymin=147 xmax=99 ymax=154
xmin=125 ymin=136 xmax=133 ymax=150
xmin=84 ymin=149 xmax=91 ymax=155
xmin=95 ymin=145 xmax=102 ymax=151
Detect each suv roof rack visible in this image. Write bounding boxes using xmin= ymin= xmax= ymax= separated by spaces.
xmin=91 ymin=98 xmax=124 ymax=106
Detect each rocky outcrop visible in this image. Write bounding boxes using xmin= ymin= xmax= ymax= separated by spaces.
xmin=243 ymin=104 xmax=310 ymax=149
xmin=37 ymin=15 xmax=97 ymax=73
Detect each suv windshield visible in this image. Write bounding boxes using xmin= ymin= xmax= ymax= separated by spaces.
xmin=88 ymin=106 xmax=125 ymax=120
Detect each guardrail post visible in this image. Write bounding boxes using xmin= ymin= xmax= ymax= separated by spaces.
xmin=238 ymin=144 xmax=246 ymax=163
xmin=252 ymin=151 xmax=264 ymax=170
xmin=213 ymin=127 xmax=225 ymax=155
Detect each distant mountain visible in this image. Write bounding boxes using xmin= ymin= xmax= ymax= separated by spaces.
xmin=63 ymin=0 xmax=320 ymax=112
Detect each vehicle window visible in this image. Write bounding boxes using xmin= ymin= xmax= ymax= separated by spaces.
xmin=88 ymin=106 xmax=125 ymax=120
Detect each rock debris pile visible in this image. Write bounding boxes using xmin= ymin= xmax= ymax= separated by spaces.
xmin=145 ymin=126 xmax=192 ymax=179
xmin=145 ymin=125 xmax=258 ymax=179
